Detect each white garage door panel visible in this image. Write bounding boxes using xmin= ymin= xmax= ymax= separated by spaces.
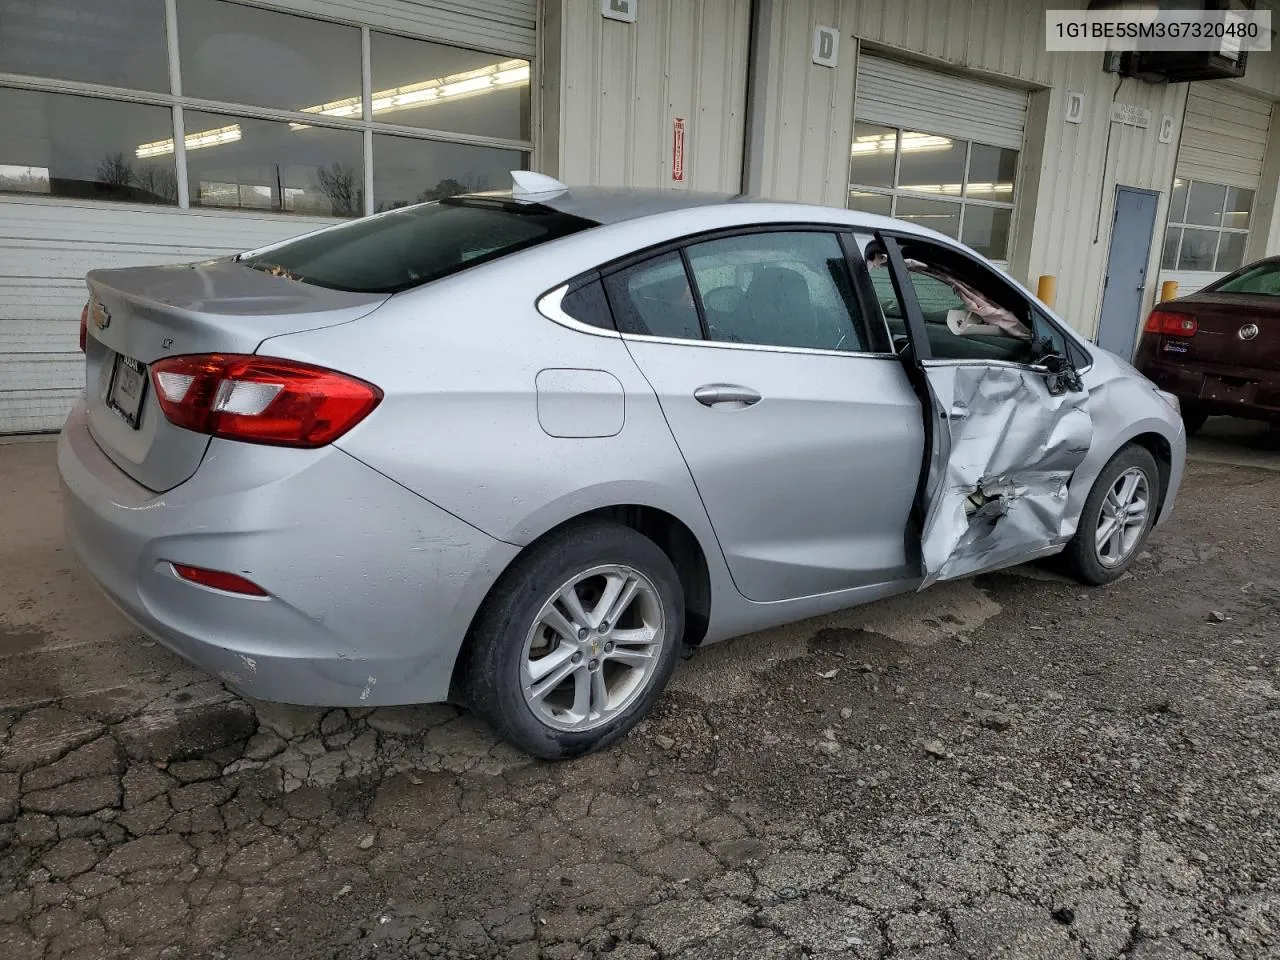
xmin=0 ymin=198 xmax=334 ymax=433
xmin=275 ymin=0 xmax=536 ymax=56
xmin=856 ymin=55 xmax=1028 ymax=151
xmin=1176 ymin=85 xmax=1272 ymax=189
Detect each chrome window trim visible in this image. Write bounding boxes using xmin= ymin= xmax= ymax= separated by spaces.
xmin=536 ymin=284 xmax=622 ymax=339
xmin=620 ymin=331 xmax=900 ymax=360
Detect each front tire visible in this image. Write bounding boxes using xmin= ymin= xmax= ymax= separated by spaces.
xmin=1060 ymin=444 xmax=1160 ymax=586
xmin=461 ymin=520 xmax=684 ymax=760
xmin=1181 ymin=404 xmax=1208 ymax=436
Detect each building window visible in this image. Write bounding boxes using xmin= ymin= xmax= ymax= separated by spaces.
xmin=847 ymin=122 xmax=1018 ymax=261
xmin=0 ymin=0 xmax=533 ymax=217
xmin=1161 ymin=178 xmax=1254 ymax=273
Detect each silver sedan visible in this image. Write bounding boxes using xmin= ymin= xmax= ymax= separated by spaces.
xmin=58 ymin=173 xmax=1186 ymax=758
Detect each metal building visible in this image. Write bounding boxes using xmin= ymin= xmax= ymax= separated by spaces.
xmin=1 ymin=0 xmax=1277 ymax=432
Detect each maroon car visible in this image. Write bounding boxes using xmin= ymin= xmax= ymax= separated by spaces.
xmin=1134 ymin=257 xmax=1280 ymax=435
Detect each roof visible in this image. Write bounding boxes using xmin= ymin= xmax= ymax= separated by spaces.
xmin=463 ymin=185 xmax=759 ymax=225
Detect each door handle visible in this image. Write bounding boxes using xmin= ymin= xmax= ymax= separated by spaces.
xmin=693 ymin=384 xmax=762 ymax=407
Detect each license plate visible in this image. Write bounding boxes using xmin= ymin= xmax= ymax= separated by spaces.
xmin=1200 ymin=376 xmax=1257 ymax=406
xmin=107 ymin=353 xmax=147 ymax=429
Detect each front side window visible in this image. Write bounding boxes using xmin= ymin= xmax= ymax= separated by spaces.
xmin=685 ymin=232 xmax=866 ymax=352
xmin=848 ymin=122 xmax=1018 ymax=261
xmin=1162 ymin=178 xmax=1254 ymax=273
xmin=239 ymin=199 xmax=594 ymax=294
xmin=864 ymin=236 xmax=1035 ymax=364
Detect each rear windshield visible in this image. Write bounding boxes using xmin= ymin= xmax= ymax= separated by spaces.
xmin=239 ymin=198 xmax=596 ymax=294
xmin=1209 ymin=261 xmax=1280 ymax=296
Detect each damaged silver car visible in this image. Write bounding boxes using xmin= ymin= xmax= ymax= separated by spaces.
xmin=58 ymin=173 xmax=1186 ymax=759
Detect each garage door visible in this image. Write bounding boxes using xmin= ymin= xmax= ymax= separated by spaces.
xmin=1162 ymin=85 xmax=1273 ymax=289
xmin=848 ymin=56 xmax=1028 ymax=263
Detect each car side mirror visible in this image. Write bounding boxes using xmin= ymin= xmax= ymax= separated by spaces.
xmin=1032 ymin=351 xmax=1083 ymax=396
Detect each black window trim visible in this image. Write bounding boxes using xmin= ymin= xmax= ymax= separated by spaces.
xmin=535 ymin=221 xmax=899 ymax=358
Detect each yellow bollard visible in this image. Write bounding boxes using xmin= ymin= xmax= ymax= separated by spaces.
xmin=1159 ymin=280 xmax=1179 ymax=303
xmin=1036 ymin=275 xmax=1057 ymax=308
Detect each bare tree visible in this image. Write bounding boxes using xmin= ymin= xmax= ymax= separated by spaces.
xmin=135 ymin=165 xmax=179 ymax=203
xmin=313 ymin=163 xmax=363 ymax=216
xmin=95 ymin=152 xmax=135 ymax=188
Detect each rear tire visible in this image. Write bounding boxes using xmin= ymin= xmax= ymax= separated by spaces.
xmin=461 ymin=520 xmax=684 ymax=760
xmin=1060 ymin=445 xmax=1160 ymax=586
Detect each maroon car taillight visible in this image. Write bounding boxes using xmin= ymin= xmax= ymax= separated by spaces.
xmin=79 ymin=302 xmax=89 ymax=352
xmin=1144 ymin=309 xmax=1198 ymax=337
xmin=149 ymin=354 xmax=382 ymax=448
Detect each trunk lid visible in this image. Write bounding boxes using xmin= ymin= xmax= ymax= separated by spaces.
xmin=83 ymin=258 xmax=389 ymax=492
xmin=1163 ymin=293 xmax=1280 ymax=371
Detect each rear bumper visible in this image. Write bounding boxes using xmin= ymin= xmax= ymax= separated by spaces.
xmin=1138 ymin=356 xmax=1280 ymax=420
xmin=57 ymin=400 xmax=518 ymax=706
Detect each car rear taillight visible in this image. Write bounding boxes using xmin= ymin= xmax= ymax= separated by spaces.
xmin=149 ymin=354 xmax=382 ymax=448
xmin=79 ymin=302 xmax=89 ymax=352
xmin=1144 ymin=309 xmax=1198 ymax=337
xmin=172 ymin=563 xmax=268 ymax=596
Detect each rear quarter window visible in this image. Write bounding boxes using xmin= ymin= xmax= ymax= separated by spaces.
xmin=240 ymin=198 xmax=596 ymax=294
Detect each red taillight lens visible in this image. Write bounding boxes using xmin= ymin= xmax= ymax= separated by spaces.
xmin=149 ymin=354 xmax=382 ymax=448
xmin=1144 ymin=309 xmax=1198 ymax=337
xmin=79 ymin=302 xmax=89 ymax=352
xmin=172 ymin=563 xmax=268 ymax=596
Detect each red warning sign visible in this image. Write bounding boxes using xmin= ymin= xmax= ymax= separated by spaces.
xmin=672 ymin=117 xmax=686 ymax=182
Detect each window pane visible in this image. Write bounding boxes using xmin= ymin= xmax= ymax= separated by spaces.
xmin=177 ymin=0 xmax=360 ymax=113
xmin=241 ymin=200 xmax=593 ymax=294
xmin=183 ymin=111 xmax=363 ymax=216
xmin=372 ymin=135 xmax=525 ymax=212
xmin=1185 ymin=181 xmax=1226 ymax=227
xmin=561 ymin=279 xmax=614 ymax=330
xmin=371 ymin=33 xmax=529 ymax=140
xmin=966 ymin=143 xmax=1017 ymax=202
xmin=960 ymin=205 xmax=1012 ymax=260
xmin=0 ymin=88 xmax=176 ymax=204
xmin=1215 ymin=263 xmax=1280 ymax=295
xmin=0 ymin=0 xmax=169 ymax=91
xmin=897 ymin=131 xmax=965 ymax=197
xmin=1161 ymin=226 xmax=1181 ymax=269
xmin=685 ymin=232 xmax=865 ymax=351
xmin=1177 ymin=228 xmax=1218 ymax=270
xmin=1215 ymin=231 xmax=1248 ymax=272
xmin=894 ymin=195 xmax=961 ymax=238
xmin=1170 ymin=178 xmax=1188 ymax=223
xmin=847 ymin=190 xmax=892 ymax=216
xmin=605 ymin=254 xmax=702 ymax=340
xmin=1224 ymin=187 xmax=1254 ymax=230
xmin=848 ymin=123 xmax=896 ymax=189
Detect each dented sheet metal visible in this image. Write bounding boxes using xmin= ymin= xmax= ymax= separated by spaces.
xmin=918 ymin=362 xmax=1093 ymax=588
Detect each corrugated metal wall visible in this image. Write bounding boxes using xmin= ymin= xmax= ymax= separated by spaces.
xmin=554 ymin=0 xmax=750 ymax=192
xmin=0 ymin=198 xmax=338 ymax=433
xmin=259 ymin=0 xmax=536 ymax=55
xmin=748 ymin=0 xmax=1192 ymax=340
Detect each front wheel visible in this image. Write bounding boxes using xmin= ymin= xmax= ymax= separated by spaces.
xmin=461 ymin=520 xmax=684 ymax=759
xmin=1059 ymin=445 xmax=1160 ymax=585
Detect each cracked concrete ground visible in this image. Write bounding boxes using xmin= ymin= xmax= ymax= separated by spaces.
xmin=2 ymin=420 xmax=1279 ymax=959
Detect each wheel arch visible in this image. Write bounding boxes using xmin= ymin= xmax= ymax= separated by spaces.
xmin=450 ymin=500 xmax=718 ymax=697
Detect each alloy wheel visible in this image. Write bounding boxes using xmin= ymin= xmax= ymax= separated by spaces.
xmin=1095 ymin=467 xmax=1151 ymax=568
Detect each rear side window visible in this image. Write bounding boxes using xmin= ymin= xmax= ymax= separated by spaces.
xmin=239 ymin=198 xmax=595 ymax=294
xmin=1211 ymin=262 xmax=1280 ymax=296
xmin=603 ymin=252 xmax=703 ymax=340
xmin=561 ymin=279 xmax=615 ymax=330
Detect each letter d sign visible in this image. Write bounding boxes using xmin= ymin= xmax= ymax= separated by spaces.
xmin=812 ymin=26 xmax=839 ymax=68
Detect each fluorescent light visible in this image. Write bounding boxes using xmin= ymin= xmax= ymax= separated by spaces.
xmin=292 ymin=58 xmax=530 ymax=128
xmin=851 ymin=131 xmax=954 ymax=156
xmin=137 ymin=124 xmax=241 ymax=158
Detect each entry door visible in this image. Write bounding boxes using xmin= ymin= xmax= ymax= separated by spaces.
xmin=1097 ymin=187 xmax=1159 ymax=360
xmin=607 ymin=232 xmax=926 ymax=603
xmin=873 ymin=234 xmax=1095 ymax=588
